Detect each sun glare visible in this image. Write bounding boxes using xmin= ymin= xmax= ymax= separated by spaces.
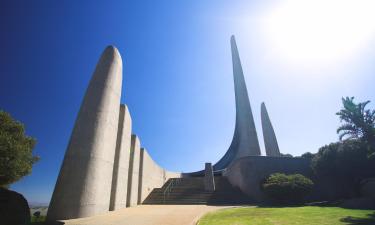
xmin=260 ymin=0 xmax=375 ymax=65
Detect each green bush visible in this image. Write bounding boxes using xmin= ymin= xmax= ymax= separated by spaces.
xmin=0 ymin=110 xmax=39 ymax=187
xmin=262 ymin=173 xmax=314 ymax=204
xmin=311 ymin=140 xmax=375 ymax=197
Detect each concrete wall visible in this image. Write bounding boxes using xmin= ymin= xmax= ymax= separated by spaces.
xmin=165 ymin=170 xmax=181 ymax=180
xmin=224 ymin=156 xmax=311 ymax=202
xmin=360 ymin=178 xmax=375 ymax=198
xmin=204 ymin=163 xmax=215 ymax=191
xmin=110 ymin=104 xmax=132 ymax=210
xmin=137 ymin=149 xmax=181 ymax=203
xmin=138 ymin=148 xmax=164 ymax=203
xmin=126 ymin=135 xmax=141 ymax=207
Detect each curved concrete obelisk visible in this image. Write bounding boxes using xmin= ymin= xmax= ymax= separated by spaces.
xmin=261 ymin=102 xmax=280 ymax=156
xmin=213 ymin=35 xmax=261 ymax=171
xmin=47 ymin=46 xmax=123 ymax=221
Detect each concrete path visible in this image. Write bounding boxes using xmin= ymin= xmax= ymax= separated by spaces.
xmin=61 ymin=205 xmax=228 ymax=225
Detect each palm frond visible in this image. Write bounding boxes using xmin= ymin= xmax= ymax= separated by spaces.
xmin=337 ymin=123 xmax=356 ymax=133
xmin=336 ymin=97 xmax=375 ymax=142
xmin=338 ymin=130 xmax=355 ymax=141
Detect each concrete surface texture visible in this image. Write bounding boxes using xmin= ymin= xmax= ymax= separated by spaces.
xmin=138 ymin=148 xmax=180 ymax=203
xmin=60 ymin=205 xmax=227 ymax=225
xmin=212 ymin=35 xmax=261 ymax=171
xmin=360 ymin=178 xmax=375 ymax=198
xmin=204 ymin=163 xmax=215 ymax=191
xmin=224 ymin=156 xmax=311 ymax=201
xmin=47 ymin=46 xmax=123 ymax=221
xmin=110 ymin=104 xmax=132 ymax=211
xmin=127 ymin=135 xmax=141 ymax=207
xmin=261 ymin=102 xmax=281 ymax=157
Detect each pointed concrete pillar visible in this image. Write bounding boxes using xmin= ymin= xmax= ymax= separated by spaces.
xmin=126 ymin=135 xmax=141 ymax=207
xmin=230 ymin=35 xmax=261 ymax=157
xmin=110 ymin=104 xmax=132 ymax=211
xmin=213 ymin=35 xmax=261 ymax=171
xmin=261 ymin=102 xmax=281 ymax=157
xmin=47 ymin=46 xmax=123 ymax=221
xmin=204 ymin=163 xmax=215 ymax=191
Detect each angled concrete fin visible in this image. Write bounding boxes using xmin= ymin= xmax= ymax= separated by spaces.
xmin=261 ymin=102 xmax=281 ymax=156
xmin=110 ymin=104 xmax=132 ymax=211
xmin=126 ymin=134 xmax=141 ymax=207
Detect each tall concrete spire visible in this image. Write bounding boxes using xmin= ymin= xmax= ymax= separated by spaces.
xmin=47 ymin=46 xmax=123 ymax=221
xmin=261 ymin=102 xmax=280 ymax=156
xmin=213 ymin=35 xmax=261 ymax=171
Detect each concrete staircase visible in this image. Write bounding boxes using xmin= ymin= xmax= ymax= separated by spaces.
xmin=142 ymin=176 xmax=252 ymax=205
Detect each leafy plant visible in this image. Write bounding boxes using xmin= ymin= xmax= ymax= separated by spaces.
xmin=261 ymin=173 xmax=314 ymax=204
xmin=336 ymin=97 xmax=375 ymax=152
xmin=0 ymin=110 xmax=39 ymax=187
xmin=301 ymin=152 xmax=315 ymax=160
xmin=311 ymin=140 xmax=375 ymax=196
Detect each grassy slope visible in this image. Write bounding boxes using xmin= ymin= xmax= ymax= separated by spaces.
xmin=31 ymin=215 xmax=46 ymax=223
xmin=198 ymin=206 xmax=375 ymax=225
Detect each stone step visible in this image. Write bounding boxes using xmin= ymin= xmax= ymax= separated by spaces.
xmin=144 ymin=198 xmax=252 ymax=205
xmin=143 ymin=176 xmax=253 ymax=205
xmin=149 ymin=193 xmax=237 ymax=198
xmin=143 ymin=199 xmax=251 ymax=204
xmin=143 ymin=201 xmax=208 ymax=205
xmin=147 ymin=192 xmax=247 ymax=197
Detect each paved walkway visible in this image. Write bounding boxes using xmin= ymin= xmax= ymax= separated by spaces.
xmin=61 ymin=205 xmax=228 ymax=225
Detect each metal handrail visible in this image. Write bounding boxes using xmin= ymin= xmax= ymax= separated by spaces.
xmin=163 ymin=178 xmax=181 ymax=203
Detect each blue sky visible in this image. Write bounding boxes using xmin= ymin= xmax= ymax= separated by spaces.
xmin=1 ymin=0 xmax=375 ymax=204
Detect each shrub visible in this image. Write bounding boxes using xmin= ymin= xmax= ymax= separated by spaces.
xmin=311 ymin=140 xmax=375 ymax=196
xmin=261 ymin=173 xmax=314 ymax=204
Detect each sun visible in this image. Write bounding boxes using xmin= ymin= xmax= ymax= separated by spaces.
xmin=259 ymin=0 xmax=375 ymax=65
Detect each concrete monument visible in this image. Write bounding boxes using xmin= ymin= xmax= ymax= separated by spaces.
xmin=213 ymin=35 xmax=261 ymax=171
xmin=47 ymin=46 xmax=180 ymax=222
xmin=47 ymin=46 xmax=123 ymax=220
xmin=48 ymin=36 xmax=302 ymax=222
xmin=261 ymin=102 xmax=281 ymax=156
xmin=187 ymin=35 xmax=261 ymax=177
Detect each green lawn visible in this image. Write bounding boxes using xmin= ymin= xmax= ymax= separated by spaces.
xmin=31 ymin=215 xmax=46 ymax=224
xmin=198 ymin=206 xmax=375 ymax=225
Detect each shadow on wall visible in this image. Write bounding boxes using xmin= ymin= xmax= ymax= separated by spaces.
xmin=224 ymin=156 xmax=364 ymax=202
xmin=224 ymin=156 xmax=312 ymax=202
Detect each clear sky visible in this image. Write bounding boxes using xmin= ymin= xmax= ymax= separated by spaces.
xmin=1 ymin=0 xmax=375 ymax=204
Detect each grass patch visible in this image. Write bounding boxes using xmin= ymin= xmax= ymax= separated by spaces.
xmin=31 ymin=215 xmax=46 ymax=224
xmin=198 ymin=206 xmax=375 ymax=225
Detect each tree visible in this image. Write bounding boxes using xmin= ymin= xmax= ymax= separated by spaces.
xmin=336 ymin=97 xmax=375 ymax=148
xmin=301 ymin=152 xmax=315 ymax=160
xmin=0 ymin=110 xmax=39 ymax=187
xmin=280 ymin=153 xmax=293 ymax=158
xmin=311 ymin=140 xmax=375 ymax=197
